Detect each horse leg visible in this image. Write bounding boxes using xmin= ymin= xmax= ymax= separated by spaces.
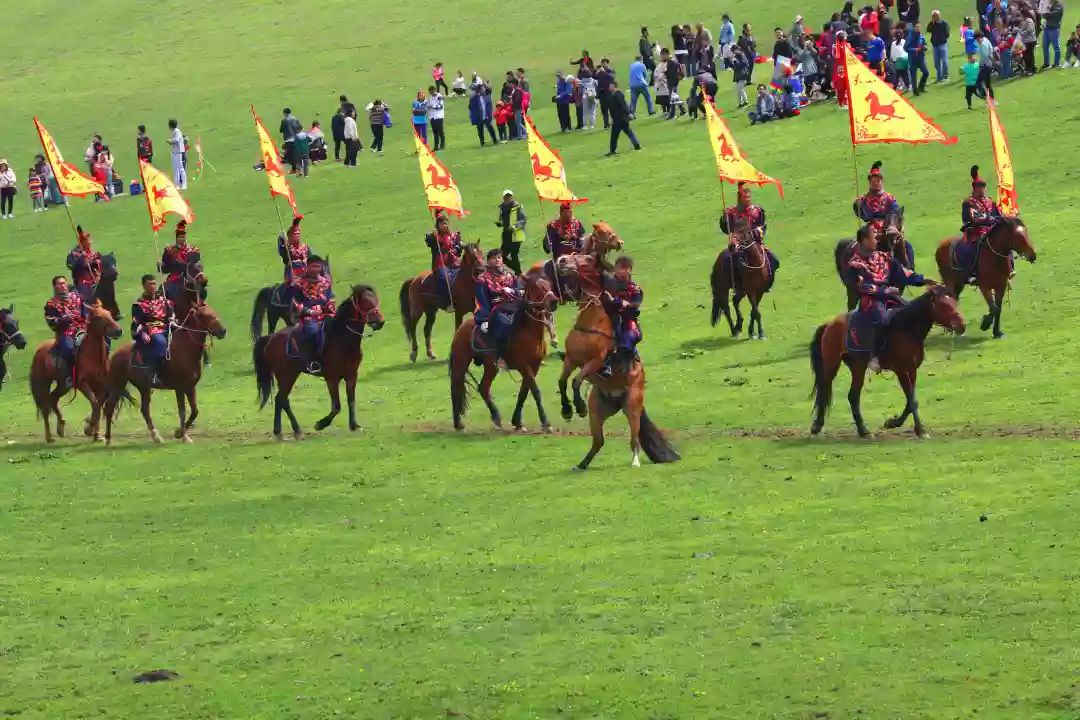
xmin=885 ymin=370 xmax=927 ymax=437
xmin=625 ymin=393 xmax=642 ymax=468
xmin=82 ymin=387 xmax=103 ymax=442
xmin=847 ymin=359 xmax=871 ymax=438
xmin=345 ymin=373 xmax=361 ymax=431
xmin=575 ymin=389 xmax=615 ymax=471
xmin=732 ymin=292 xmax=745 ymax=337
xmin=811 ymin=328 xmax=843 ymax=436
xmin=992 ymin=281 xmax=1006 ymax=339
xmin=511 ymin=379 xmax=531 ymax=431
xmin=315 ymin=377 xmax=342 ymax=431
xmin=978 ymin=284 xmax=996 ymax=333
xmin=720 ymin=290 xmax=737 ymax=336
xmin=49 ymin=386 xmax=67 ymax=438
xmin=173 ymin=389 xmax=191 ymax=442
xmin=750 ymin=293 xmax=765 ymax=340
xmin=527 ymin=367 xmax=552 ymax=433
xmin=546 ymin=313 xmax=559 ymax=349
xmin=558 ymin=355 xmax=575 ymax=420
xmin=40 ymin=389 xmax=54 ymax=443
xmin=478 ymin=361 xmax=502 ymax=429
xmin=184 ymin=387 xmax=199 ymax=431
xmin=276 ymin=374 xmax=304 ymax=440
xmin=138 ymin=385 xmax=162 ymax=443
xmin=423 ymin=309 xmax=438 ymax=360
xmin=573 ymin=358 xmax=606 ymax=417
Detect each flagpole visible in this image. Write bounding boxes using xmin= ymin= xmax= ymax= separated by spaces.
xmin=536 ymin=198 xmax=565 ymax=299
xmin=431 ymin=208 xmax=457 ymax=316
xmin=720 ymin=182 xmax=736 ymax=290
xmin=60 ymin=201 xmax=78 ymax=236
xmin=849 ymin=143 xmax=862 ymax=230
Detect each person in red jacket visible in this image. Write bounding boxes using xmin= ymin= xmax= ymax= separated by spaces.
xmin=494 ymin=101 xmax=512 ymax=143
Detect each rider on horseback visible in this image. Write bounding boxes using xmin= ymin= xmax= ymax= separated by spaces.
xmin=288 ymin=255 xmax=335 ymax=375
xmin=719 ymin=182 xmax=780 ymax=290
xmin=43 ymin=275 xmax=87 ymax=386
xmin=159 ymin=219 xmax=200 ymax=300
xmin=66 ymin=226 xmax=102 ymax=304
xmin=597 ymin=255 xmax=643 ymax=379
xmin=853 ymin=161 xmax=900 ymax=245
xmin=845 ymin=224 xmax=927 ymax=373
xmin=960 ymin=165 xmax=1004 ymax=284
xmin=425 ymin=211 xmax=464 ymax=307
xmin=475 ymin=248 xmax=524 ymax=359
xmin=543 ymin=202 xmax=586 ymax=297
xmin=131 ymin=274 xmax=173 ymax=387
xmin=278 ymin=215 xmax=312 ymax=285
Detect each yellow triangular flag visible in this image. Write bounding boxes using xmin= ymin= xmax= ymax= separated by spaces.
xmin=703 ymin=98 xmax=783 ymax=197
xmin=414 ymin=131 xmax=466 ymax=216
xmin=988 ymin=103 xmax=1019 ymax=216
xmin=524 ymin=115 xmax=586 ymax=204
xmin=139 ymin=160 xmax=194 ymax=232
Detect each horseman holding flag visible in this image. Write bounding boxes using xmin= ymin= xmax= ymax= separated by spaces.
xmin=959 ymin=165 xmax=1006 ymax=284
xmin=719 ymin=182 xmax=780 ymax=290
xmin=160 ymin=220 xmax=200 ymax=300
xmin=424 ymin=211 xmax=464 ymax=308
xmin=66 ymin=226 xmax=103 ymax=304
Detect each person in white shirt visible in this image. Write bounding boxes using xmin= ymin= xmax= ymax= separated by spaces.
xmin=426 ymin=86 xmax=446 ymax=151
xmin=342 ymin=109 xmax=360 ymax=167
xmin=167 ymin=118 xmax=187 ymax=190
xmin=890 ymin=34 xmax=910 ymax=91
xmin=0 ymin=160 xmax=16 ymax=219
xmin=451 ymin=70 xmax=468 ymax=97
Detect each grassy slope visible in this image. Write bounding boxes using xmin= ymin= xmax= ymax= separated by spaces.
xmin=1 ymin=0 xmax=1078 ymax=717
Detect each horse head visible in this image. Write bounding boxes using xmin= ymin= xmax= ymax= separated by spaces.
xmin=185 ymin=252 xmax=209 ymax=301
xmin=191 ymin=302 xmax=228 ymax=340
xmin=462 ymin=243 xmax=484 ymax=274
xmin=995 ymin=216 xmax=1036 ymax=264
xmin=524 ymin=270 xmax=559 ymax=313
xmin=88 ymin=300 xmax=123 ymax=340
xmin=0 ymin=306 xmax=26 ymax=350
xmin=340 ymin=284 xmax=384 ymax=335
xmin=98 ymin=252 xmax=118 ymax=283
xmin=588 ymin=221 xmax=624 ymax=257
xmin=925 ymin=283 xmax=966 ymax=335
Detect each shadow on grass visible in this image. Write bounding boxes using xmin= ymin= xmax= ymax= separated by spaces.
xmin=365 ymin=358 xmax=448 ymax=379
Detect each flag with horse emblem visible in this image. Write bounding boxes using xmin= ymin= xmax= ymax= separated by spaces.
xmin=252 ymin=106 xmax=299 ymax=216
xmin=702 ymin=96 xmax=784 ymax=197
xmin=843 ymin=42 xmax=957 ymax=145
xmin=139 ymin=160 xmax=194 ymax=231
xmin=414 ymin=130 xmax=466 ymax=216
xmin=524 ymin=115 xmax=586 ymax=204
xmin=33 ymin=117 xmax=105 ymax=197
xmin=988 ymin=102 xmax=1019 ymax=216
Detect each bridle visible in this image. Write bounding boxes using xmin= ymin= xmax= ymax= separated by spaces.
xmin=983 ymin=219 xmax=1022 ymax=260
xmin=343 ymin=293 xmax=382 ymax=337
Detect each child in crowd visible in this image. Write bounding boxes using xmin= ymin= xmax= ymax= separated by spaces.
xmin=494 ymin=100 xmax=512 ymax=142
xmin=28 ymin=167 xmax=46 ymax=212
xmin=962 ymin=53 xmax=981 ymax=109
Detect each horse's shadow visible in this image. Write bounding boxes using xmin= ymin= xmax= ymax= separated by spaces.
xmin=365 ymin=358 xmax=448 ymax=379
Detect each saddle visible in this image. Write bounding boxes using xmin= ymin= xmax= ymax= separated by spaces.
xmin=419 ymin=269 xmax=459 ymax=307
xmin=844 ymin=303 xmax=903 ymax=354
xmin=949 ymin=237 xmax=979 ymax=276
xmin=270 ymin=283 xmax=291 ymax=309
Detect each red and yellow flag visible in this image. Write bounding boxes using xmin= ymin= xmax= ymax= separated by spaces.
xmin=702 ymin=97 xmax=783 ymax=197
xmin=414 ymin=130 xmax=466 ymax=216
xmin=252 ymin=106 xmax=299 ymax=216
xmin=139 ymin=160 xmax=194 ymax=232
xmin=524 ymin=115 xmax=586 ymax=204
xmin=843 ymin=42 xmax=957 ymax=145
xmin=988 ymin=103 xmax=1019 ymax=216
xmin=33 ymin=118 xmax=105 ymax=197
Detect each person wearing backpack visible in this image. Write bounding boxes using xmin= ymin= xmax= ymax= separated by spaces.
xmin=136 ymin=125 xmax=153 ymax=164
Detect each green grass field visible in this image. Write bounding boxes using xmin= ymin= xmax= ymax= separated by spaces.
xmin=2 ymin=1 xmax=1079 ymax=717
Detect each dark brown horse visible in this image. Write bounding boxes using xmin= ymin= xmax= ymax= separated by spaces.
xmin=254 ymin=285 xmax=385 ymax=439
xmin=250 ymin=255 xmax=332 ymax=339
xmin=835 ymin=210 xmax=912 ymax=310
xmin=449 ymin=268 xmax=558 ymax=432
xmin=29 ymin=301 xmax=123 ymax=443
xmin=934 ymin=217 xmax=1036 ymax=339
xmin=573 ymin=358 xmax=680 ymax=470
xmin=809 ymin=285 xmax=966 ymax=439
xmin=710 ymin=230 xmax=772 ymax=339
xmin=92 ymin=252 xmax=121 ymax=320
xmin=103 ymin=302 xmax=227 ymax=445
xmin=0 ymin=306 xmax=27 ymax=390
xmin=399 ymin=243 xmax=484 ymax=362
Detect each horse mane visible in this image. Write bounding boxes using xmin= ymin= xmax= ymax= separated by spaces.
xmin=887 ymin=288 xmax=938 ymax=335
xmin=992 ymin=215 xmax=1024 ymax=232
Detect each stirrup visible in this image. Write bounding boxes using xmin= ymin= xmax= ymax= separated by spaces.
xmin=305 ymin=360 xmax=323 ymax=375
xmin=868 ymin=356 xmax=882 ymax=374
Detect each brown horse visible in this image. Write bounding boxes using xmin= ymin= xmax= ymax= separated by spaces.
xmin=400 ymin=243 xmax=484 ymax=362
xmin=29 ymin=301 xmax=123 ymax=443
xmin=103 ymin=302 xmax=227 ymax=445
xmin=557 ymin=295 xmax=612 ymax=421
xmin=573 ymin=359 xmax=681 ymax=470
xmin=934 ymin=217 xmax=1036 ymax=339
xmin=809 ymin=284 xmax=966 ymax=439
xmin=710 ymin=230 xmax=772 ymax=339
xmin=449 ymin=268 xmax=558 ymax=432
xmin=254 ymin=285 xmax=385 ymax=439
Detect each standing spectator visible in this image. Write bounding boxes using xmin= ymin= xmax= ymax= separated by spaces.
xmin=427 ymin=86 xmax=446 ymax=151
xmin=515 ymin=68 xmax=531 ymax=138
xmin=571 ymin=75 xmax=585 ymax=130
xmin=343 ymin=109 xmax=361 ymax=167
xmin=891 ymin=32 xmax=911 ymax=91
xmin=595 ymin=59 xmax=616 ymax=129
xmin=1042 ymin=0 xmax=1064 ymax=68
xmin=500 ymin=71 xmax=515 ymax=103
xmin=652 ymin=57 xmax=671 ymax=115
xmin=451 ymin=70 xmax=468 ymax=97
xmin=293 ymin=130 xmax=312 ymax=177
xmin=570 ymin=49 xmax=596 ymax=72
xmin=1019 ymin=14 xmax=1038 ymax=73
xmin=790 ymin=14 xmax=806 ymax=44
xmin=672 ymin=25 xmax=689 ymax=73
xmin=515 ymin=67 xmax=531 ymax=93
xmin=963 ymin=53 xmax=981 ymax=108
xmin=28 ymin=166 xmax=46 ymax=213
xmin=732 ymin=46 xmax=751 ymax=107
xmin=469 ymin=72 xmax=486 ymax=95
xmin=331 ymin=107 xmax=346 ymax=161
xmin=976 ymin=31 xmax=997 ymax=102
xmin=279 ymin=107 xmax=301 ymax=174
xmin=962 ymin=17 xmax=978 ymax=55
xmin=605 ymin=80 xmax=641 ymax=155
xmin=928 ymin=10 xmax=951 ymax=81
xmin=367 ymin=100 xmax=388 ymax=154
xmin=339 ymin=95 xmax=357 ymax=116
xmin=136 ymin=125 xmax=153 ymax=163
xmin=412 ymin=91 xmax=429 ymax=145
xmin=864 ymin=28 xmax=888 ymax=75
xmin=84 ymin=134 xmax=103 ymax=175
xmin=167 ymin=119 xmax=187 ymax=190
xmin=719 ymin=14 xmax=737 ymax=68
xmin=510 ymin=78 xmax=526 ymax=140
xmin=795 ymin=38 xmax=819 ymax=92
xmin=739 ymin=24 xmax=758 ymax=82
xmin=580 ymin=67 xmax=598 ymax=129
xmin=639 ymin=27 xmax=656 ymax=70
xmin=495 ymin=99 xmax=512 ymax=141
xmin=433 ymin=62 xmax=450 ymax=94
xmin=554 ymin=71 xmax=573 ymax=132
xmin=34 ymin=155 xmax=61 ymax=207
xmin=628 ymin=56 xmax=654 ymax=116
xmin=906 ymin=22 xmax=930 ymax=93
xmin=97 ymin=145 xmax=116 ymax=196
xmin=695 ymin=68 xmax=719 ymax=100
xmin=997 ymin=20 xmax=1017 ymax=78
xmin=748 ymin=84 xmax=777 ymax=124
xmin=662 ymin=48 xmax=687 ymax=118
xmin=469 ymin=85 xmax=498 ymax=146
xmin=0 ymin=160 xmax=15 ymax=218
xmin=495 ymin=190 xmax=527 ymax=273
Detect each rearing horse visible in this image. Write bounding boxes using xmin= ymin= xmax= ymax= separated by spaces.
xmin=934 ymin=216 xmax=1036 ymax=339
xmin=399 ymin=243 xmax=484 ymax=362
xmin=710 ymin=228 xmax=772 ymax=339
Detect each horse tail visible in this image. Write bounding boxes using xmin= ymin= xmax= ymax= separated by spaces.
xmin=398 ymin=279 xmax=412 ymax=338
xmin=29 ymin=369 xmax=50 ymax=420
xmin=639 ymin=408 xmax=680 ymax=463
xmin=835 ymin=240 xmax=851 ymax=282
xmin=103 ymin=351 xmax=135 ymax=418
xmin=253 ymin=335 xmax=274 ymax=409
xmin=251 ymin=287 xmax=272 ymax=342
xmin=449 ymin=353 xmax=470 ymax=416
xmin=809 ymin=324 xmax=832 ymax=417
xmin=709 ymin=255 xmax=725 ymax=327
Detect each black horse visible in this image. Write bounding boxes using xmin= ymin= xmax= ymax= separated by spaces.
xmin=834 ymin=208 xmax=915 ymax=310
xmin=250 ymin=255 xmax=331 ymax=340
xmin=0 ymin=306 xmax=27 ymax=389
xmin=163 ymin=252 xmax=209 ymax=307
xmin=93 ymin=253 xmax=121 ymax=319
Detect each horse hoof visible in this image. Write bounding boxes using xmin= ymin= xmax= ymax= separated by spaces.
xmin=857 ymin=430 xmax=873 ymax=439
xmin=293 ymin=432 xmax=305 ymax=441
xmin=349 ymin=424 xmax=363 ymax=432
xmin=409 ymin=351 xmax=417 ymax=363
xmin=83 ymin=425 xmax=93 ymax=438
xmin=427 ymin=352 xmax=438 ymax=361
xmin=884 ymin=417 xmax=902 ymax=429
xmin=980 ymin=315 xmax=993 ymax=331
xmin=151 ymin=431 xmax=163 ymax=443
xmin=274 ymin=433 xmax=285 ymax=442
xmin=541 ymin=424 xmax=553 ymax=434
xmin=314 ymin=420 xmax=329 ymax=431
xmin=576 ymin=408 xmax=588 ymax=419
xmin=916 ymin=431 xmax=931 ymax=440
xmin=173 ymin=427 xmax=184 ymax=439
xmin=46 ymin=436 xmax=55 ymax=444
xmin=56 ymin=423 xmax=66 ymax=438
xmin=572 ymin=465 xmax=587 ymax=473
xmin=181 ymin=434 xmax=194 ymax=444
xmin=993 ymin=332 xmax=1005 ymax=339
xmin=810 ymin=424 xmax=822 ymax=435
xmin=631 ymin=456 xmax=641 ymax=468
xmin=514 ymin=425 xmax=527 ymax=433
